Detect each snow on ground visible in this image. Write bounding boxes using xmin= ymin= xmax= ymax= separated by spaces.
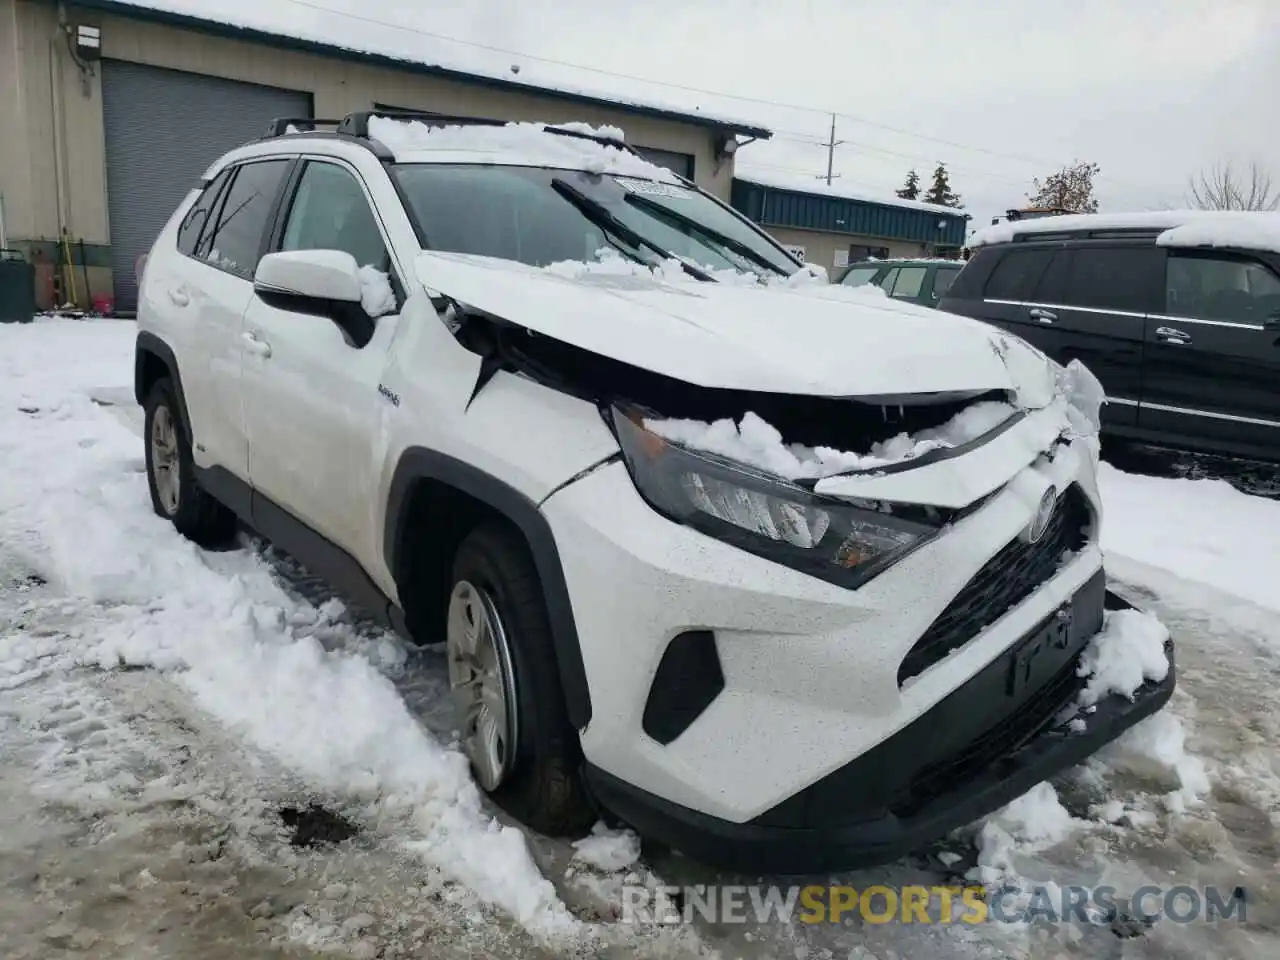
xmin=3 ymin=319 xmax=1279 ymax=959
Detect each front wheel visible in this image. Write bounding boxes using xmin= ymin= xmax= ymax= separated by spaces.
xmin=447 ymin=524 xmax=594 ymax=835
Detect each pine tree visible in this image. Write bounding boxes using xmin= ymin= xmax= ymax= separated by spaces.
xmin=896 ymin=169 xmax=921 ymax=201
xmin=923 ymin=163 xmax=962 ymax=208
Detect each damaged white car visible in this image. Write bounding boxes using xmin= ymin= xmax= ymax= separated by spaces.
xmin=134 ymin=112 xmax=1173 ymax=873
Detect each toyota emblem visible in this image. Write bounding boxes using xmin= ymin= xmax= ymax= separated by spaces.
xmin=1025 ymin=488 xmax=1058 ymax=544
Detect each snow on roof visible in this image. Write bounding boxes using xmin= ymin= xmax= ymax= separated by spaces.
xmin=969 ymin=210 xmax=1280 ymax=254
xmin=82 ymin=0 xmax=772 ymax=137
xmin=734 ymin=170 xmax=970 ymax=217
xmin=368 ymin=117 xmax=679 ymax=180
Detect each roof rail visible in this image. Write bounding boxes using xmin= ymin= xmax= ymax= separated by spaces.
xmin=262 ymin=117 xmax=343 ymax=138
xmin=337 ymin=108 xmax=639 ymax=155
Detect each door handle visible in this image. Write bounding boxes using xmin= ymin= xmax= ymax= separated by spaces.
xmin=168 ymin=287 xmax=190 ymax=307
xmin=1029 ymin=307 xmax=1057 ymax=323
xmin=240 ymin=331 xmax=272 ymax=358
xmin=1155 ymin=326 xmax=1191 ymax=345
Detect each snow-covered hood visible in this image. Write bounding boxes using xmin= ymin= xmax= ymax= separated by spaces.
xmin=415 ymin=252 xmax=1057 ymax=407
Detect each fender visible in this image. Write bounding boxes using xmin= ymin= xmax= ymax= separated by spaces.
xmin=385 ymin=448 xmax=592 ymax=731
xmin=134 ymin=331 xmax=191 ymax=428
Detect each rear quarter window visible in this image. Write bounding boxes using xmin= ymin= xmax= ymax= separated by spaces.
xmin=942 ymin=248 xmax=999 ymax=301
xmin=983 ymin=248 xmax=1054 ymax=301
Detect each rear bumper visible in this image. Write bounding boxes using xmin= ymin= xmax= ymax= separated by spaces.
xmin=586 ymin=584 xmax=1175 ymax=875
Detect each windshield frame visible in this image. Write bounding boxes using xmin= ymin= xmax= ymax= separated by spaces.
xmin=389 ymin=161 xmax=806 ymax=278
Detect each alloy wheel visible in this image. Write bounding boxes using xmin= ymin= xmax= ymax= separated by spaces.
xmin=446 ymin=580 xmax=519 ymax=791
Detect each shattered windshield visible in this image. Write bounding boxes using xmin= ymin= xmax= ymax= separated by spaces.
xmin=392 ymin=164 xmax=800 ymax=278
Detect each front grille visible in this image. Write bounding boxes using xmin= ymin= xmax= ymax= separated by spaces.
xmin=897 ymin=484 xmax=1091 ymax=684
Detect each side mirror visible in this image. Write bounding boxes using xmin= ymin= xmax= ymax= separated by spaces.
xmin=254 ymin=249 xmax=362 ymax=304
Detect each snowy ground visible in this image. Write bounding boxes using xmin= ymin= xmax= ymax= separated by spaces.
xmin=1 ymin=318 xmax=1277 ymax=959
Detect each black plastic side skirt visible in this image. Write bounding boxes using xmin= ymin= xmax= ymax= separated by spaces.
xmin=192 ymin=464 xmax=399 ymax=633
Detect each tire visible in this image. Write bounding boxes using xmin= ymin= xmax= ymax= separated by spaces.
xmin=448 ymin=523 xmax=595 ymax=835
xmin=143 ymin=377 xmax=237 ymax=547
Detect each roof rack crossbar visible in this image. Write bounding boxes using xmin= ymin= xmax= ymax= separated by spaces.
xmin=263 ymin=117 xmax=343 ymax=138
xmin=337 ymin=109 xmax=639 ymax=156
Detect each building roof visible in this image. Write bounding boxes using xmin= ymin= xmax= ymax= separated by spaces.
xmin=731 ymin=173 xmax=969 ymax=248
xmin=70 ymin=0 xmax=774 ymax=139
xmin=734 ymin=171 xmax=969 ymax=218
xmin=968 ymin=210 xmax=1280 ymax=255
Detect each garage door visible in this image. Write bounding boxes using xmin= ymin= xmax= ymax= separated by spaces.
xmin=101 ymin=61 xmax=311 ymax=312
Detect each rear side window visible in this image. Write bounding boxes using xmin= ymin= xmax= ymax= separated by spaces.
xmin=983 ymin=248 xmax=1054 ymax=301
xmin=176 ymin=170 xmax=232 ymax=256
xmin=195 ymin=159 xmax=291 ymax=279
xmin=890 ymin=266 xmax=927 ymax=299
xmin=931 ymin=266 xmax=961 ymax=298
xmin=1167 ymin=253 xmax=1280 ymax=325
xmin=1060 ymin=247 xmax=1162 ymax=313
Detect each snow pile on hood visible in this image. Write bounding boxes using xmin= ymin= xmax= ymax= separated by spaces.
xmin=544 ymin=247 xmax=835 ymax=289
xmin=1075 ymin=609 xmax=1170 ymax=707
xmin=368 ymin=117 xmax=673 ymax=181
xmin=646 ymin=401 xmax=1020 ymax=480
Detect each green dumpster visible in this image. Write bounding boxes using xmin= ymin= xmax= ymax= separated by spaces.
xmin=0 ymin=250 xmax=36 ymax=323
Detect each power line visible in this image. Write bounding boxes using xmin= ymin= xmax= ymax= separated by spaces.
xmin=273 ymin=0 xmax=1093 ymax=173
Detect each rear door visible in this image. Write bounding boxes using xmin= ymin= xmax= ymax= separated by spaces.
xmin=1140 ymin=249 xmax=1280 ymax=458
xmin=1018 ymin=244 xmax=1161 ymax=427
xmin=165 ymin=157 xmax=293 ymax=481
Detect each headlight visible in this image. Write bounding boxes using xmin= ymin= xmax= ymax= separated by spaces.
xmin=609 ymin=406 xmax=941 ymax=589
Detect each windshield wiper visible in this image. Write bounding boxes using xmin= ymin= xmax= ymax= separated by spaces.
xmin=621 ymin=192 xmax=792 ymax=278
xmin=550 ymin=179 xmax=713 ymax=282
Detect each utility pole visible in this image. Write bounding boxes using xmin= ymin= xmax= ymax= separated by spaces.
xmin=818 ymin=113 xmax=844 ymax=186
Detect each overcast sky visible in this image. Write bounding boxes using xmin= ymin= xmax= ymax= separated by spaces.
xmin=152 ymin=0 xmax=1280 ymax=228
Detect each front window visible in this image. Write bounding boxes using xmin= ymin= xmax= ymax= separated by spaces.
xmin=392 ymin=164 xmax=799 ymax=278
xmin=1167 ymin=254 xmax=1280 ymax=325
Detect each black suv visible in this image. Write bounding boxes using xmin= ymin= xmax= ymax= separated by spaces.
xmin=941 ymin=214 xmax=1280 ymax=463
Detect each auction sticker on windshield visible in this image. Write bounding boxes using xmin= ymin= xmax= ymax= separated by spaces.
xmin=615 ymin=177 xmax=695 ymax=200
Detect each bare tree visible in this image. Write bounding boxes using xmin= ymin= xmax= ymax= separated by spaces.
xmin=1028 ymin=161 xmax=1100 ymax=213
xmin=1187 ymin=161 xmax=1279 ymax=211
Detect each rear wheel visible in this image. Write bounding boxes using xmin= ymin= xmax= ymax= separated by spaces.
xmin=447 ymin=524 xmax=594 ymax=834
xmin=143 ymin=378 xmax=237 ymax=546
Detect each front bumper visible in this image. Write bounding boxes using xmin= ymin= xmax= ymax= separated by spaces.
xmin=585 ymin=583 xmax=1175 ymax=875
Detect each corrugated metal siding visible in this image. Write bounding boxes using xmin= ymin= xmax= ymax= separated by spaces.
xmin=101 ymin=60 xmax=311 ymax=311
xmin=731 ymin=180 xmax=967 ymax=247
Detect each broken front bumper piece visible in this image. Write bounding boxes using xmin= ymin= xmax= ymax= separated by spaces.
xmin=585 ymin=576 xmax=1175 ymax=875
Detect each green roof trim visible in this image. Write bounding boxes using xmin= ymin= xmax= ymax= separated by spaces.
xmin=67 ymin=0 xmax=773 ymax=139
xmin=731 ymin=178 xmax=969 ymax=247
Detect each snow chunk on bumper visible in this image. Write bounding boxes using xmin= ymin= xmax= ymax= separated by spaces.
xmin=1076 ymin=609 xmax=1170 ymax=707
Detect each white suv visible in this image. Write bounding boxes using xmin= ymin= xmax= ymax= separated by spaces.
xmin=134 ymin=111 xmax=1174 ymax=872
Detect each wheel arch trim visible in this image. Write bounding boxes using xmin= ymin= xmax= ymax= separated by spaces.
xmin=384 ymin=447 xmax=593 ymax=731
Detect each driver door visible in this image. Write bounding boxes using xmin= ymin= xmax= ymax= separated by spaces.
xmin=240 ymin=157 xmax=404 ymax=565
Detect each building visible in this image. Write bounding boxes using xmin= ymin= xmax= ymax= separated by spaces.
xmin=0 ymin=0 xmax=771 ymax=312
xmin=731 ymin=173 xmax=970 ymax=274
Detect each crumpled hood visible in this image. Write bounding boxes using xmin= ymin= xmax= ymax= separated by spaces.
xmin=416 ymin=252 xmax=1057 ymax=408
